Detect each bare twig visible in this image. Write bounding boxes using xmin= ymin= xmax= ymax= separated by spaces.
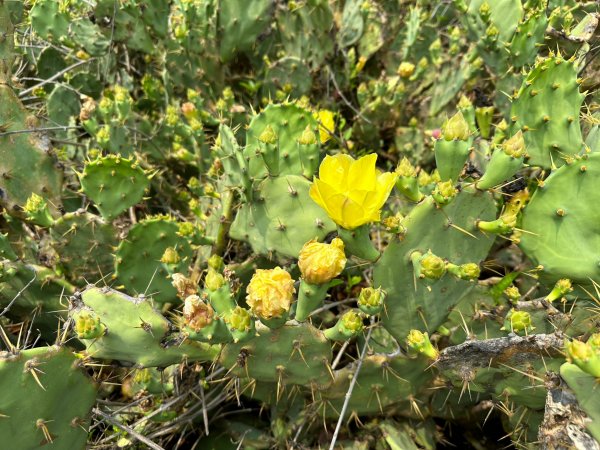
xmin=19 ymin=59 xmax=93 ymax=97
xmin=0 ymin=273 xmax=36 ymax=317
xmin=93 ymin=407 xmax=166 ymax=450
xmin=329 ymin=322 xmax=374 ymax=450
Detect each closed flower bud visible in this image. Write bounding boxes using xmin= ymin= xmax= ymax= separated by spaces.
xmin=442 ymin=111 xmax=470 ymax=141
xmin=420 ymin=252 xmax=447 ymax=279
xmin=460 ymin=263 xmax=480 ymax=280
xmin=160 ymin=247 xmax=180 ymax=265
xmin=565 ymin=339 xmax=594 ymax=364
xmin=73 ymin=310 xmax=106 ymax=339
xmin=298 ymin=125 xmax=317 ymax=145
xmin=23 ymin=193 xmax=54 ymax=227
xmin=171 ymin=273 xmax=197 ymax=299
xmin=357 ymin=287 xmax=385 ymax=315
xmin=565 ymin=335 xmax=600 ymax=377
xmin=546 ymin=278 xmax=573 ymax=302
xmin=208 ymin=254 xmax=224 ymax=271
xmin=258 ymin=124 xmax=277 ymax=144
xmin=502 ymin=309 xmax=534 ymax=334
xmin=341 ymin=310 xmax=364 ymax=333
xmin=398 ymin=62 xmax=415 ymax=79
xmin=395 ymin=157 xmax=417 ymax=177
xmin=225 ymin=306 xmax=252 ymax=331
xmin=298 ymin=238 xmax=346 ymax=285
xmin=406 ymin=330 xmax=439 ymax=360
xmin=502 ymin=131 xmax=526 ymax=158
xmin=504 ymin=285 xmax=521 ymax=303
xmin=204 ymin=268 xmax=225 ymax=291
xmin=246 ymin=267 xmax=295 ymax=320
xmin=183 ymin=295 xmax=214 ymax=331
xmin=588 ymin=333 xmax=600 ymax=351
xmin=432 ymin=180 xmax=458 ymax=205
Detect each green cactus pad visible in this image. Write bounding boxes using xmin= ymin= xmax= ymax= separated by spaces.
xmin=220 ymin=321 xmax=333 ymax=388
xmin=0 ymin=262 xmax=74 ymax=338
xmin=0 ymin=346 xmax=97 ymax=449
xmin=71 ymin=286 xmax=219 ymax=367
xmin=374 ymin=189 xmax=496 ymax=342
xmin=319 ymin=355 xmax=432 ymax=418
xmin=244 ymin=103 xmax=321 ymax=179
xmin=0 ymin=85 xmax=63 ymax=218
xmin=508 ymin=8 xmax=548 ymax=68
xmin=218 ymin=0 xmax=272 ymax=62
xmin=115 ymin=216 xmax=193 ymax=303
xmin=520 ymin=154 xmax=600 ymax=285
xmin=511 ymin=55 xmax=584 ymax=168
xmin=80 ymin=155 xmax=150 ymax=220
xmin=276 ymin=0 xmax=334 ymax=68
xmin=229 ymin=175 xmax=336 ymax=258
xmin=50 ymin=211 xmax=118 ymax=283
xmin=261 ymin=57 xmax=313 ymax=100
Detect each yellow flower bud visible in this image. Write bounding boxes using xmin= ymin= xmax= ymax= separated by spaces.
xmin=504 ymin=285 xmax=521 ymax=302
xmin=258 ymin=124 xmax=277 ymax=144
xmin=397 ymin=62 xmax=415 ymax=79
xmin=160 ymin=247 xmax=180 ymax=265
xmin=298 ymin=238 xmax=346 ymax=285
xmin=246 ymin=267 xmax=295 ymax=320
xmin=183 ymin=295 xmax=214 ymax=332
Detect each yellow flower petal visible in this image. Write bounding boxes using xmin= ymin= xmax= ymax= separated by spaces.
xmin=347 ymin=153 xmax=377 ymax=192
xmin=319 ymin=154 xmax=353 ymax=188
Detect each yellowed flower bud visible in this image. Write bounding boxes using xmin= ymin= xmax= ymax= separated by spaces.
xmin=183 ymin=295 xmax=214 ymax=331
xmin=246 ymin=267 xmax=295 ymax=320
xmin=298 ymin=238 xmax=346 ymax=285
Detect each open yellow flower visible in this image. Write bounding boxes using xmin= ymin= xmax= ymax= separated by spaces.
xmin=309 ymin=154 xmax=397 ymax=230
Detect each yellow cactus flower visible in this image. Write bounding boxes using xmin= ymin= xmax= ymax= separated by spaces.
xmin=314 ymin=110 xmax=335 ymax=144
xmin=298 ymin=238 xmax=347 ymax=285
xmin=309 ymin=154 xmax=397 ymax=230
xmin=246 ymin=267 xmax=295 ymax=320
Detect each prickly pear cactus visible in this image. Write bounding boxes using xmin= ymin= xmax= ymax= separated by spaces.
xmin=2 ymin=0 xmax=600 ymax=448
